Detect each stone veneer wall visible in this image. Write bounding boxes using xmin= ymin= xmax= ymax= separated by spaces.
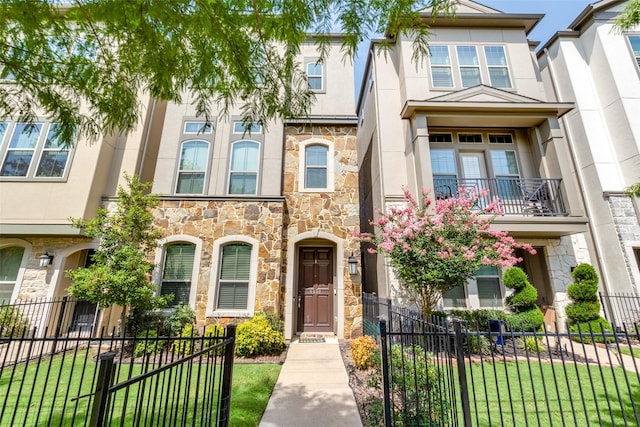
xmin=609 ymin=195 xmax=640 ymax=289
xmin=283 ymin=125 xmax=362 ymax=338
xmin=152 ymin=199 xmax=285 ymax=326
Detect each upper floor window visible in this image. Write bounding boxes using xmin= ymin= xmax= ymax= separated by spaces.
xmin=233 ymin=121 xmax=262 ymax=134
xmin=176 ymin=140 xmax=209 ymax=194
xmin=217 ymin=243 xmax=251 ymax=310
xmin=229 ymin=140 xmax=259 ymax=195
xmin=0 ymin=122 xmax=71 ymax=179
xmin=305 ymin=145 xmax=328 ymax=189
xmin=306 ymin=61 xmax=324 ymax=91
xmin=428 ymin=44 xmax=511 ymax=90
xmin=484 ymin=46 xmax=511 ymax=88
xmin=0 ymin=246 xmax=25 ymax=303
xmin=160 ymin=243 xmax=195 ymax=308
xmin=183 ymin=121 xmax=212 ymax=134
xmin=629 ymin=35 xmax=640 ymax=69
xmin=429 ymin=46 xmax=453 ymax=88
xmin=457 ymin=46 xmax=481 ymax=87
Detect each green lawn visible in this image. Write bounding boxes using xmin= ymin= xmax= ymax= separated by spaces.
xmin=462 ymin=361 xmax=640 ymax=426
xmin=617 ymin=346 xmax=640 ymax=358
xmin=0 ymin=352 xmax=280 ymax=426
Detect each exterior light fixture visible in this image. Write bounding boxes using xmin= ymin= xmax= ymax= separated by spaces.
xmin=348 ymin=252 xmax=358 ymax=275
xmin=39 ymin=252 xmax=54 ymax=268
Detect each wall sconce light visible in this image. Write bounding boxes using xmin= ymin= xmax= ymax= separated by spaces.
xmin=39 ymin=252 xmax=54 ymax=268
xmin=348 ymin=252 xmax=358 ymax=275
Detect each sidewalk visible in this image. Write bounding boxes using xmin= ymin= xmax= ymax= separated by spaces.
xmin=259 ymin=337 xmax=363 ymax=427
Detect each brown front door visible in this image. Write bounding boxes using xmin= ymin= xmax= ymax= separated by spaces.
xmin=297 ymin=247 xmax=334 ymax=333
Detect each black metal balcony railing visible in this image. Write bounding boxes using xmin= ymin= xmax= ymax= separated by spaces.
xmin=433 ymin=177 xmax=567 ymax=216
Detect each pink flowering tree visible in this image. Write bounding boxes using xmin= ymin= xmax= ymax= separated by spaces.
xmin=358 ymin=188 xmax=536 ymax=313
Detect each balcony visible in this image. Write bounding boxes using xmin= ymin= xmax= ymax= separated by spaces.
xmin=433 ymin=177 xmax=567 ymax=216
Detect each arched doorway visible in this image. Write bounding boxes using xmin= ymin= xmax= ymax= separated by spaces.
xmin=297 ymin=246 xmax=334 ymax=333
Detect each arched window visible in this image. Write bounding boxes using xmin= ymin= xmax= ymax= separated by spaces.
xmin=160 ymin=243 xmax=196 ymax=307
xmin=0 ymin=246 xmax=25 ymax=302
xmin=228 ymin=141 xmax=259 ymax=195
xmin=305 ymin=145 xmax=328 ymax=189
xmin=217 ymin=243 xmax=251 ymax=310
xmin=176 ymin=140 xmax=209 ymax=194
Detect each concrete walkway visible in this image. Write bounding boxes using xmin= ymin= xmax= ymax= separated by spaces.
xmin=259 ymin=337 xmax=363 ymax=427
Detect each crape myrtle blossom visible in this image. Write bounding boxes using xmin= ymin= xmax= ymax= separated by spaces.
xmin=356 ymin=187 xmax=536 ymax=313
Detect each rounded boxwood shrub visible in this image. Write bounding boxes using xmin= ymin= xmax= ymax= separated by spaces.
xmin=565 ymin=263 xmax=602 ymax=325
xmin=569 ymin=316 xmax=613 ymax=343
xmin=503 ymin=267 xmax=544 ymax=331
xmin=565 ymin=301 xmax=601 ymax=323
xmin=235 ymin=313 xmax=285 ymax=358
xmin=567 ymin=281 xmax=599 ymax=303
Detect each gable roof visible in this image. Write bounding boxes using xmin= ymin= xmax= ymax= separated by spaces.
xmin=401 ymin=85 xmax=574 ymax=127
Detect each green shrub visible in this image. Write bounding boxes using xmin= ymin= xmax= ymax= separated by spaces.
xmin=449 ymin=309 xmax=506 ymax=331
xmin=505 ymin=284 xmax=538 ymax=308
xmin=565 ymin=301 xmax=601 ymax=323
xmin=235 ymin=314 xmax=285 ymax=358
xmin=569 ymin=317 xmax=614 ymax=343
xmin=571 ymin=263 xmax=598 ymax=284
xmin=164 ymin=304 xmax=196 ymax=336
xmin=567 ymin=281 xmax=599 ymax=303
xmin=519 ymin=336 xmax=545 ymax=353
xmin=0 ymin=306 xmax=31 ymax=338
xmin=566 ymin=263 xmax=603 ymax=326
xmin=502 ymin=267 xmax=529 ymax=291
xmin=171 ymin=323 xmax=227 ymax=356
xmin=203 ymin=324 xmax=227 ymax=355
xmin=350 ymin=335 xmax=378 ymax=370
xmin=505 ymin=309 xmax=544 ymax=332
xmin=134 ymin=330 xmax=165 ymax=357
xmin=171 ymin=323 xmax=196 ymax=355
xmin=468 ymin=335 xmax=491 ymax=355
xmin=258 ymin=311 xmax=284 ymax=333
xmin=126 ymin=307 xmax=166 ymax=336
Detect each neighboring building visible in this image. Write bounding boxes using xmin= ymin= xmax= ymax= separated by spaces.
xmin=0 ymin=36 xmax=361 ymax=339
xmin=356 ymin=0 xmax=595 ymax=324
xmin=538 ymin=0 xmax=640 ymax=302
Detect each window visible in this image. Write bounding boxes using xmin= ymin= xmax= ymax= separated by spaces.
xmin=484 ymin=46 xmax=511 ymax=88
xmin=217 ymin=244 xmax=251 ymax=310
xmin=459 ymin=134 xmax=482 ymax=143
xmin=477 ymin=266 xmax=502 ymax=307
xmin=0 ymin=122 xmax=71 ymax=178
xmin=492 ymin=150 xmax=520 ymax=199
xmin=184 ymin=122 xmax=212 ymax=134
xmin=160 ymin=244 xmax=195 ymax=307
xmin=305 ymin=145 xmax=328 ymax=189
xmin=0 ymin=246 xmax=24 ymax=303
xmin=229 ymin=140 xmax=259 ymax=195
xmin=306 ymin=61 xmax=324 ymax=91
xmin=443 ymin=286 xmax=466 ymax=308
xmin=431 ymin=149 xmax=458 ymax=192
xmin=457 ymin=46 xmax=481 ymax=87
xmin=628 ymin=35 xmax=640 ymax=68
xmin=429 ymin=46 xmax=453 ymax=87
xmin=176 ymin=140 xmax=209 ymax=194
xmin=232 ymin=122 xmax=262 ymax=134
xmin=489 ymin=134 xmax=513 ymax=144
xmin=429 ymin=133 xmax=453 ymax=143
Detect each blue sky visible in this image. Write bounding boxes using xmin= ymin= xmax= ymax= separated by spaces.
xmin=353 ymin=0 xmax=595 ymax=94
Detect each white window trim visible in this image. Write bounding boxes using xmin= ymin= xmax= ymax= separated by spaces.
xmin=232 ymin=121 xmax=262 ymax=135
xmin=227 ymin=139 xmax=261 ymax=196
xmin=174 ymin=139 xmax=210 ymax=195
xmin=153 ymin=235 xmax=202 ymax=310
xmin=456 ymin=45 xmax=481 ymax=88
xmin=305 ymin=58 xmax=325 ymax=93
xmin=441 ymin=275 xmax=505 ymax=310
xmin=429 ymin=45 xmax=454 ymax=89
xmin=0 ymin=239 xmax=31 ymax=303
xmin=0 ymin=122 xmax=74 ymax=181
xmin=207 ymin=235 xmax=259 ymax=318
xmin=183 ymin=121 xmax=213 ymax=135
xmin=298 ymin=138 xmax=335 ymax=192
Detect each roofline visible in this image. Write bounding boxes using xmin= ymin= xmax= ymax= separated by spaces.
xmin=401 ymin=100 xmax=574 ymax=119
xmin=285 ymin=115 xmax=358 ymax=126
xmin=417 ymin=12 xmax=544 ymax=35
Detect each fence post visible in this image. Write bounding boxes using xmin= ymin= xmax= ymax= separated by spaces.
xmin=218 ymin=324 xmax=237 ymax=427
xmin=453 ymin=320 xmax=472 ymax=427
xmin=379 ymin=319 xmax=392 ymax=427
xmin=89 ymin=352 xmax=116 ymax=427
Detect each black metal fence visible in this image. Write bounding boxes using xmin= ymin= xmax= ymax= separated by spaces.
xmin=364 ymin=293 xmax=640 ymax=426
xmin=600 ymin=292 xmax=640 ymax=335
xmin=0 ymin=298 xmax=236 ymax=426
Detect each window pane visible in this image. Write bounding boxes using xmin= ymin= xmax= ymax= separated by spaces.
xmin=163 ymin=244 xmax=195 ymax=280
xmin=429 ymin=46 xmax=450 ymax=65
xmin=459 ymin=134 xmax=482 ymax=143
xmin=460 ymin=67 xmax=481 ymax=87
xmin=457 ymin=46 xmax=479 ymax=65
xmin=489 ymin=135 xmax=513 ymax=144
xmin=0 ymin=123 xmax=7 ymax=142
xmin=220 ymin=244 xmax=251 ymax=281
xmin=1 ymin=151 xmax=34 ymax=176
xmin=477 ymin=265 xmax=499 ymax=276
xmin=177 ymin=172 xmax=205 ymax=194
xmin=233 ymin=122 xmax=262 ymax=134
xmin=429 ymin=133 xmax=453 ymax=143
xmin=231 ymin=141 xmax=259 ymax=171
xmin=36 ymin=151 xmax=69 ymax=177
xmin=229 ymin=172 xmax=257 ymax=194
xmin=43 ymin=124 xmax=65 ymax=149
xmin=489 ymin=67 xmax=511 ymax=88
xmin=306 ymin=168 xmax=327 ymax=188
xmin=9 ymin=123 xmax=42 ymax=149
xmin=484 ymin=46 xmax=507 ymax=66
xmin=478 ymin=277 xmax=502 ymax=307
xmin=430 ymin=150 xmax=456 ymax=174
xmin=431 ymin=67 xmax=453 ymax=87
xmin=180 ymin=141 xmax=209 ymax=170
xmin=184 ymin=122 xmax=212 ymax=134
xmin=308 ymin=77 xmax=322 ymax=90
xmin=160 ymin=282 xmax=191 ymax=307
xmin=629 ymin=36 xmax=640 ymax=67
xmin=0 ymin=247 xmax=24 ymax=281
xmin=491 ymin=151 xmax=519 ymax=175
xmin=217 ymin=282 xmax=249 ymax=309
xmin=443 ymin=286 xmax=466 ymax=307
xmin=307 ymin=62 xmax=322 ymax=76
xmin=306 ymin=145 xmax=327 ymax=166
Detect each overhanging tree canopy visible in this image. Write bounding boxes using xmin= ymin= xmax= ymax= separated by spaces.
xmin=0 ymin=0 xmax=457 ymax=145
